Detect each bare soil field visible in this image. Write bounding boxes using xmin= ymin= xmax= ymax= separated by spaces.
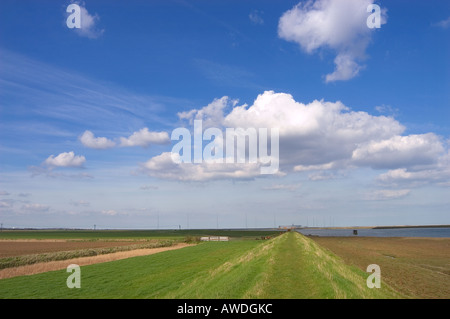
xmin=311 ymin=236 xmax=450 ymax=299
xmin=0 ymin=243 xmax=193 ymax=279
xmin=0 ymin=240 xmax=149 ymax=258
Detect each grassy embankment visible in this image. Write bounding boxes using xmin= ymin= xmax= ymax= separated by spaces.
xmin=0 ymin=231 xmax=399 ymax=298
xmin=245 ymin=231 xmax=399 ymax=298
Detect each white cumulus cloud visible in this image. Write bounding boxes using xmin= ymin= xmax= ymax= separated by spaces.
xmin=69 ymin=1 xmax=104 ymax=39
xmin=44 ymin=151 xmax=86 ymax=168
xmin=80 ymin=130 xmax=116 ymax=149
xmin=120 ymin=128 xmax=170 ymax=148
xmin=141 ymin=152 xmax=275 ymax=182
xmin=223 ymin=91 xmax=403 ymax=169
xmin=278 ymin=0 xmax=387 ymax=82
xmin=177 ymin=96 xmax=236 ymax=128
xmin=141 ymin=91 xmax=447 ymax=184
xmin=352 ymin=133 xmax=444 ymax=169
xmin=377 ymin=151 xmax=450 ymax=187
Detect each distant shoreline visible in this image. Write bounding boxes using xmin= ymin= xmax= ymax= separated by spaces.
xmin=300 ymin=224 xmax=450 ymax=230
xmin=372 ymin=224 xmax=450 ymax=229
xmin=1 ymin=224 xmax=449 ymax=231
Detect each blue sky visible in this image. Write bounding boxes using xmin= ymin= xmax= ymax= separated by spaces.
xmin=0 ymin=0 xmax=449 ymax=229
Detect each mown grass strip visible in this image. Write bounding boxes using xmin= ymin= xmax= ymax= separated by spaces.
xmin=0 ymin=239 xmax=266 ymax=299
xmin=248 ymin=232 xmax=401 ymax=299
xmin=164 ymin=235 xmax=280 ymax=299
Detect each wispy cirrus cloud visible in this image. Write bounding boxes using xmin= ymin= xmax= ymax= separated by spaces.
xmin=262 ymin=183 xmax=301 ymax=191
xmin=70 ymin=200 xmax=90 ymax=207
xmin=364 ymin=189 xmax=411 ymax=201
xmin=249 ymin=10 xmax=264 ymax=25
xmin=375 ymin=104 xmax=399 ymax=117
xmin=22 ymin=203 xmax=50 ymax=212
xmin=194 ymin=59 xmax=261 ymax=89
xmin=140 ymin=185 xmax=159 ymax=190
xmin=0 ymin=49 xmax=187 ymax=176
xmin=0 ymin=49 xmax=177 ymax=141
xmin=433 ymin=16 xmax=450 ymax=29
xmin=102 ymin=210 xmax=118 ymax=216
xmin=29 ymin=166 xmax=94 ymax=179
xmin=0 ymin=200 xmax=13 ymax=208
xmin=101 ymin=209 xmax=129 ymax=216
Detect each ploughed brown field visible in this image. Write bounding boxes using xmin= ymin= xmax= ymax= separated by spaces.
xmin=0 ymin=239 xmax=146 ymax=258
xmin=310 ymin=236 xmax=450 ymax=299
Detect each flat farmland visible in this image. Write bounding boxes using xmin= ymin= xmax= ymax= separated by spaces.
xmin=0 ymin=229 xmax=280 ymax=240
xmin=0 ymin=232 xmax=400 ymax=299
xmin=0 ymin=229 xmax=279 ymax=275
xmin=310 ymin=236 xmax=450 ymax=299
xmin=0 ymin=240 xmax=151 ymax=258
xmin=1 ymin=230 xmax=447 ymax=299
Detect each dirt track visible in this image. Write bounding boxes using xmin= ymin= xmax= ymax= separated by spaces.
xmin=0 ymin=243 xmax=193 ymax=279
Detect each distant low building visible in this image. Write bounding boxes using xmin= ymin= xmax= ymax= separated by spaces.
xmin=200 ymin=236 xmax=229 ymax=242
xmin=278 ymin=225 xmax=302 ymax=231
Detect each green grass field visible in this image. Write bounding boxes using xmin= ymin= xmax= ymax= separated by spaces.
xmin=0 ymin=231 xmax=400 ymax=299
